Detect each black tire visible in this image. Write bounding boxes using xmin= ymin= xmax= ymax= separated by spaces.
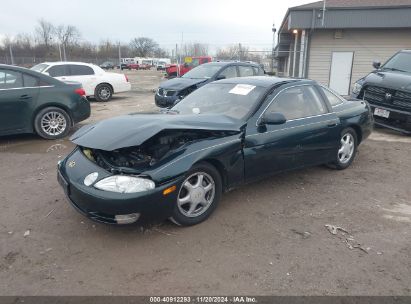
xmin=34 ymin=107 xmax=71 ymax=139
xmin=94 ymin=83 xmax=113 ymax=102
xmin=328 ymin=127 xmax=358 ymax=170
xmin=170 ymin=162 xmax=222 ymax=226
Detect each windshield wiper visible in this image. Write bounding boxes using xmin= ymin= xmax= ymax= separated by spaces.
xmin=382 ymin=67 xmax=407 ymax=72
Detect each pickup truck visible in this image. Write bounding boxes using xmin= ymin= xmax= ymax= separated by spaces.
xmin=165 ymin=56 xmax=212 ymax=78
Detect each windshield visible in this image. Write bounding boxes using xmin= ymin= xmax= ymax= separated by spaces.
xmin=182 ymin=64 xmax=221 ymax=79
xmin=172 ymin=83 xmax=266 ymax=120
xmin=31 ymin=63 xmax=49 ymax=73
xmin=382 ymin=52 xmax=411 ymax=73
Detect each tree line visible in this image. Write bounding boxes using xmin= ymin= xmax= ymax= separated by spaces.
xmin=0 ymin=19 xmax=265 ymax=66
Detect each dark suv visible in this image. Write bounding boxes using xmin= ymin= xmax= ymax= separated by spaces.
xmin=352 ymin=50 xmax=411 ymax=134
xmin=155 ymin=61 xmax=264 ymax=108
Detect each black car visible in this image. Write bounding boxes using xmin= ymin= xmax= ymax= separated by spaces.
xmin=352 ymin=50 xmax=411 ymax=134
xmin=100 ymin=61 xmax=115 ymax=70
xmin=58 ymin=77 xmax=373 ymax=226
xmin=0 ymin=64 xmax=90 ymax=139
xmin=155 ymin=62 xmax=264 ymax=108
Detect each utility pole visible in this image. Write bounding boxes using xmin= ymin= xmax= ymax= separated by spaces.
xmin=238 ymin=43 xmax=241 ymax=61
xmin=62 ymin=44 xmax=67 ymax=61
xmin=9 ymin=44 xmax=14 ymax=65
xmin=58 ymin=44 xmax=62 ymax=61
xmin=118 ymin=42 xmax=122 ymax=70
xmin=272 ymin=23 xmax=277 ymax=73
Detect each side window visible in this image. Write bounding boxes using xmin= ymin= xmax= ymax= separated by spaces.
xmin=219 ymin=66 xmax=237 ymax=79
xmin=238 ymin=66 xmax=254 ymax=77
xmin=0 ymin=69 xmax=23 ymax=89
xmin=266 ymin=86 xmax=327 ymax=120
xmin=320 ymin=86 xmax=344 ymax=106
xmin=253 ymin=66 xmax=264 ymax=76
xmin=47 ymin=65 xmax=68 ymax=77
xmin=23 ymin=74 xmax=39 ymax=87
xmin=69 ymin=65 xmax=94 ymax=76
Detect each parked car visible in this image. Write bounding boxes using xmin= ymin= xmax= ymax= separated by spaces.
xmin=352 ymin=50 xmax=411 ymax=134
xmin=58 ymin=77 xmax=373 ymax=226
xmin=0 ymin=64 xmax=90 ymax=139
xmin=156 ymin=61 xmax=167 ymax=71
xmin=126 ymin=63 xmax=139 ymax=70
xmin=138 ymin=63 xmax=151 ymax=70
xmin=31 ymin=62 xmax=131 ymax=102
xmin=166 ymin=56 xmax=212 ymax=78
xmin=117 ymin=63 xmax=129 ymax=70
xmin=155 ymin=61 xmax=264 ymax=108
xmin=100 ymin=61 xmax=115 ymax=70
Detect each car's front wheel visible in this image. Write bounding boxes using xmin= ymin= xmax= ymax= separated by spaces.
xmin=95 ymin=84 xmax=113 ymax=102
xmin=330 ymin=127 xmax=358 ymax=170
xmin=34 ymin=107 xmax=71 ymax=139
xmin=170 ymin=162 xmax=222 ymax=226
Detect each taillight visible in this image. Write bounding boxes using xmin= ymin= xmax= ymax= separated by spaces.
xmin=74 ymin=88 xmax=86 ymax=96
xmin=125 ymin=75 xmax=129 ymax=82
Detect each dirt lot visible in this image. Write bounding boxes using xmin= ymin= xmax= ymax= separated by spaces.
xmin=0 ymin=70 xmax=410 ymax=296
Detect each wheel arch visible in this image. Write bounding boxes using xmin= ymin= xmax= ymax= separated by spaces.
xmin=346 ymin=124 xmax=363 ymax=144
xmin=195 ymin=158 xmax=228 ymax=192
xmin=32 ymin=103 xmax=73 ymax=130
xmin=96 ymin=82 xmax=114 ymax=94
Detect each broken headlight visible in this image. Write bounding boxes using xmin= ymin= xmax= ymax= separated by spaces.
xmin=94 ymin=175 xmax=155 ymax=193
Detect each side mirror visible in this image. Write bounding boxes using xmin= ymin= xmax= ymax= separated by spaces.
xmin=372 ymin=61 xmax=381 ymax=69
xmin=44 ymin=72 xmax=50 ymax=76
xmin=260 ymin=112 xmax=286 ymax=126
xmin=216 ymin=75 xmax=226 ymax=80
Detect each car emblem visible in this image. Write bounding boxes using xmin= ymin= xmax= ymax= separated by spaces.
xmin=163 ymin=90 xmax=167 ymax=97
xmin=385 ymin=92 xmax=392 ymax=101
xmin=68 ymin=160 xmax=76 ymax=168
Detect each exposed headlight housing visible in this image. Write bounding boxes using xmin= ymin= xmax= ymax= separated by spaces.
xmin=84 ymin=172 xmax=99 ymax=186
xmin=352 ymin=82 xmax=363 ymax=95
xmin=94 ymin=175 xmax=155 ymax=193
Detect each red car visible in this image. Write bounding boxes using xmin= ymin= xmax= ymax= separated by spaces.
xmin=166 ymin=56 xmax=212 ymax=78
xmin=138 ymin=63 xmax=151 ymax=70
xmin=126 ymin=63 xmax=139 ymax=70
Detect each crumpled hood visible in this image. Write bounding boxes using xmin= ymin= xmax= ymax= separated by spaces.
xmin=364 ymin=70 xmax=411 ymax=91
xmin=160 ymin=77 xmax=208 ymax=91
xmin=71 ymin=113 xmax=244 ymax=151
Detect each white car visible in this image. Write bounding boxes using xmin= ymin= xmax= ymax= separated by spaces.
xmin=31 ymin=62 xmax=131 ymax=101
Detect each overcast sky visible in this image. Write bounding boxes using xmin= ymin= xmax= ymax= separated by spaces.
xmin=0 ymin=0 xmax=313 ymax=51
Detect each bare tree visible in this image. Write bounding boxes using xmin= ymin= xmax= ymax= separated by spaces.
xmin=55 ymin=24 xmax=80 ymax=60
xmin=182 ymin=43 xmax=209 ymax=57
xmin=35 ymin=19 xmax=54 ymax=48
xmin=215 ymin=44 xmax=251 ymax=61
xmin=129 ymin=37 xmax=158 ymax=57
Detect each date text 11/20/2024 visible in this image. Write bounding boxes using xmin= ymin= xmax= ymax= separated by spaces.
xmin=149 ymin=296 xmax=257 ymax=303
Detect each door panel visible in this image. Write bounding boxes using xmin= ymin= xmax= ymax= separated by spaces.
xmin=329 ymin=52 xmax=354 ymax=95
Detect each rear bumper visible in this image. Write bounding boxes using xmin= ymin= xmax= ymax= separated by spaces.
xmin=114 ymin=82 xmax=132 ymax=94
xmin=71 ymin=97 xmax=91 ymax=124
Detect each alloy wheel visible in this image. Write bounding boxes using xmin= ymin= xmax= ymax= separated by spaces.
xmin=99 ymin=86 xmax=111 ymax=100
xmin=177 ymin=172 xmax=215 ymax=218
xmin=338 ymin=133 xmax=354 ymax=164
xmin=40 ymin=111 xmax=67 ymax=136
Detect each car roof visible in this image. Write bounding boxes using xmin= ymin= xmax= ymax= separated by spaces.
xmin=215 ymin=76 xmax=316 ymax=88
xmin=0 ymin=64 xmax=63 ymax=85
xmin=204 ymin=61 xmax=261 ymax=67
xmin=40 ymin=61 xmax=98 ymax=67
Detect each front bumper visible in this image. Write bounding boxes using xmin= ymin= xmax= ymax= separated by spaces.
xmin=154 ymin=92 xmax=178 ymax=108
xmin=369 ymin=104 xmax=411 ymax=134
xmin=57 ymin=148 xmax=183 ymax=225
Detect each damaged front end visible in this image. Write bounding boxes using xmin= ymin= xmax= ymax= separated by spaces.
xmin=79 ymin=129 xmax=238 ymax=174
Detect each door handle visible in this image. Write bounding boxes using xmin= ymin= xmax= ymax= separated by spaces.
xmin=327 ymin=122 xmax=338 ymax=127
xmin=19 ymin=94 xmax=32 ymax=100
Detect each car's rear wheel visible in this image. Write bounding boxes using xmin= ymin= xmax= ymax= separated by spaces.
xmin=329 ymin=127 xmax=358 ymax=170
xmin=170 ymin=162 xmax=222 ymax=226
xmin=95 ymin=84 xmax=113 ymax=102
xmin=34 ymin=107 xmax=71 ymax=139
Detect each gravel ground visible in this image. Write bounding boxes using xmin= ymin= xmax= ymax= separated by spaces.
xmin=0 ymin=70 xmax=410 ymax=295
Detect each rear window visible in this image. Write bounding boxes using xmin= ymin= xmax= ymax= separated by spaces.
xmin=69 ymin=65 xmax=94 ymax=76
xmin=253 ymin=66 xmax=264 ymax=76
xmin=31 ymin=63 xmax=49 ymax=73
xmin=23 ymin=74 xmax=39 ymax=87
